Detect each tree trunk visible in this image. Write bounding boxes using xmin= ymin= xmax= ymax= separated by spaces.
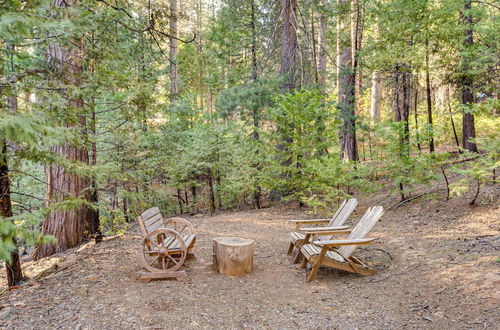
xmin=402 ymin=69 xmax=411 ymax=156
xmin=394 ymin=65 xmax=411 ymax=156
xmin=425 ymin=39 xmax=435 ymax=153
xmin=251 ymin=0 xmax=261 ymax=209
xmin=311 ymin=13 xmax=319 ymax=84
xmin=460 ymin=1 xmax=477 ymax=152
xmin=280 ymin=0 xmax=298 ymax=91
xmin=208 ymin=170 xmax=216 ymax=213
xmin=34 ymin=0 xmax=92 ymax=259
xmin=393 ymin=64 xmax=411 ymax=201
xmin=89 ymin=97 xmax=101 ymax=243
xmin=337 ymin=0 xmax=358 ymax=161
xmin=447 ymin=86 xmax=461 ymax=147
xmin=318 ymin=10 xmax=328 ymax=91
xmin=1 ymin=49 xmax=24 ymax=284
xmin=169 ymin=0 xmax=178 ymax=102
xmin=414 ymin=77 xmax=421 ymax=151
xmin=1 ymin=140 xmax=24 ymax=286
xmin=370 ymin=71 xmax=381 ymax=122
xmin=351 ymin=0 xmax=363 ymax=113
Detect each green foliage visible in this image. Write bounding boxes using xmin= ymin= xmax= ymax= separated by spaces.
xmin=450 ymin=134 xmax=500 ymax=203
xmin=373 ymin=122 xmax=445 ymax=198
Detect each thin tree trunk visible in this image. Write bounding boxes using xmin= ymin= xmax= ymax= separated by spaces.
xmin=337 ymin=0 xmax=358 ymax=161
xmin=318 ymin=9 xmax=328 ymax=91
xmin=87 ymin=31 xmax=100 ymax=242
xmin=1 ymin=44 xmax=24 ymax=285
xmin=446 ymin=86 xmax=460 ymax=147
xmin=414 ymin=77 xmax=421 ymax=151
xmin=34 ymin=0 xmax=92 ymax=259
xmin=393 ymin=64 xmax=411 ymax=201
xmin=89 ymin=96 xmax=101 ymax=243
xmin=311 ymin=12 xmax=319 ymax=84
xmin=425 ymin=39 xmax=435 ymax=153
xmin=169 ymin=0 xmax=179 ymax=102
xmin=351 ymin=0 xmax=363 ymax=113
xmin=402 ymin=69 xmax=411 ymax=156
xmin=460 ymin=1 xmax=477 ymax=152
xmin=208 ymin=171 xmax=216 ymax=213
xmin=191 ymin=184 xmax=198 ymax=213
xmin=251 ymin=0 xmax=261 ymax=209
xmin=370 ymin=71 xmax=381 ymax=122
xmin=177 ymin=188 xmax=183 ymax=214
xmin=1 ymin=140 xmax=24 ymax=286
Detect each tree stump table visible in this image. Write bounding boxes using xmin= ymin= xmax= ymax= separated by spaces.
xmin=212 ymin=237 xmax=255 ymax=276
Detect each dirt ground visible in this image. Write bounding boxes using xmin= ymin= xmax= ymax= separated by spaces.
xmin=1 ymin=187 xmax=499 ymax=329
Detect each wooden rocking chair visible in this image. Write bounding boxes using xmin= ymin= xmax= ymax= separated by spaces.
xmin=299 ymin=206 xmax=384 ymax=282
xmin=137 ymin=207 xmax=197 ymax=282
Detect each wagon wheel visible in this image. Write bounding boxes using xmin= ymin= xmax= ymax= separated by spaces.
xmin=164 ymin=217 xmax=196 ymax=236
xmin=140 ymin=229 xmax=187 ymax=273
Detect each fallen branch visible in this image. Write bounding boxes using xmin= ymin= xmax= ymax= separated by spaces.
xmin=391 ymin=193 xmax=427 ymax=209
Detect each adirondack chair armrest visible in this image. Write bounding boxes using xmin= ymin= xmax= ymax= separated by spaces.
xmin=311 ymin=229 xmax=351 ymax=237
xmin=313 ymin=238 xmax=375 ymax=247
xmin=288 ymin=219 xmax=331 ymax=224
xmin=299 ymin=225 xmax=350 ymax=233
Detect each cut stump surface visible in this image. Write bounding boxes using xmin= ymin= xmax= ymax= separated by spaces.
xmin=212 ymin=237 xmax=255 ymax=276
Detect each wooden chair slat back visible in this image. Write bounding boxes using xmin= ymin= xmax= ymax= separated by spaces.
xmin=332 ymin=198 xmax=358 ymax=226
xmin=338 ymin=206 xmax=384 ymax=258
xmin=319 ymin=198 xmax=358 ymax=240
xmin=327 ymin=199 xmax=347 ymax=225
xmin=144 ymin=213 xmax=162 ymax=227
xmin=141 ymin=207 xmax=161 ymax=220
xmin=138 ymin=207 xmax=164 ymax=237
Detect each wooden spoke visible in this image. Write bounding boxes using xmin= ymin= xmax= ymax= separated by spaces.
xmin=164 ymin=217 xmax=195 ymax=236
xmin=140 ymin=228 xmax=187 ymax=273
xmin=167 ymin=255 xmax=179 ymax=265
xmin=149 ymin=255 xmax=159 ymax=266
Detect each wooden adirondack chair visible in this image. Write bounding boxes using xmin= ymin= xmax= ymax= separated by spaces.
xmin=299 ymin=206 xmax=384 ymax=282
xmin=137 ymin=207 xmax=197 ymax=281
xmin=287 ymin=198 xmax=358 ymax=262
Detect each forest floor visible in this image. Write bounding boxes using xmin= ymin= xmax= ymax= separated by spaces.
xmin=1 ymin=186 xmax=499 ymax=329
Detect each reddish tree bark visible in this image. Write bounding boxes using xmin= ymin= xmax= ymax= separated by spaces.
xmin=33 ymin=0 xmax=92 ymax=259
xmin=280 ymin=0 xmax=298 ymax=91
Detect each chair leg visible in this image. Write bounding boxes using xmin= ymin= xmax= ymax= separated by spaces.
xmin=293 ymin=250 xmax=303 ymax=264
xmin=307 ymin=261 xmax=321 ymax=282
xmin=287 ymin=242 xmax=294 ymax=255
xmin=307 ymin=247 xmax=327 ymax=282
xmin=300 ymin=256 xmax=308 ymax=269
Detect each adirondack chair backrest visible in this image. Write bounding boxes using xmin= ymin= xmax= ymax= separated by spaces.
xmin=138 ymin=207 xmax=165 ymax=237
xmin=337 ymin=206 xmax=384 ymax=258
xmin=330 ymin=198 xmax=358 ymax=226
xmin=318 ymin=198 xmax=358 ymax=240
